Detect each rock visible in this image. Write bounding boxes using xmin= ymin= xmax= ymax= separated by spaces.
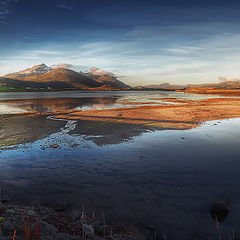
xmin=94 ymin=237 xmax=106 ymax=240
xmin=71 ymin=210 xmax=81 ymax=220
xmin=92 ymin=221 xmax=104 ymax=236
xmin=27 ymin=209 xmax=36 ymax=216
xmin=49 ymin=144 xmax=60 ymax=149
xmin=4 ymin=209 xmax=14 ymax=214
xmin=82 ymin=224 xmax=95 ymax=239
xmin=70 ymin=236 xmax=81 ymax=240
xmin=142 ymin=225 xmax=158 ymax=240
xmin=53 ymin=202 xmax=67 ymax=212
xmin=0 ymin=196 xmax=10 ymax=204
xmin=38 ymin=221 xmax=58 ymax=235
xmin=211 ymin=200 xmax=230 ymax=222
xmin=55 ymin=232 xmax=72 ymax=240
xmin=0 ymin=221 xmax=15 ymax=235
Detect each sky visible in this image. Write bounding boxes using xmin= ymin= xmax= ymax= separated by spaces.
xmin=1 ymin=0 xmax=240 ymax=86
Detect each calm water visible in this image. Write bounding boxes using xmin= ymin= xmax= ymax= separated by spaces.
xmin=0 ymin=91 xmax=240 ymax=240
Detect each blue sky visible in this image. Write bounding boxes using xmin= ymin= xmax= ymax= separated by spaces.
xmin=1 ymin=0 xmax=240 ymax=86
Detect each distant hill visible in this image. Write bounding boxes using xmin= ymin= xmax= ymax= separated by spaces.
xmin=88 ymin=74 xmax=131 ymax=89
xmin=1 ymin=64 xmax=131 ymax=90
xmin=83 ymin=67 xmax=131 ymax=89
xmin=144 ymin=80 xmax=240 ymax=90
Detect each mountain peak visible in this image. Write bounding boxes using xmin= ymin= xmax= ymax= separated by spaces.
xmin=2 ymin=64 xmax=131 ymax=90
xmin=4 ymin=64 xmax=52 ymax=78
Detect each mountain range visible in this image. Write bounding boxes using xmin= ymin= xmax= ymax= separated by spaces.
xmin=0 ymin=64 xmax=131 ymax=90
xmin=143 ymin=80 xmax=240 ymax=90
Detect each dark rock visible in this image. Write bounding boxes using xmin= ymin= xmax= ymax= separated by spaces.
xmin=71 ymin=210 xmax=81 ymax=220
xmin=92 ymin=221 xmax=104 ymax=236
xmin=211 ymin=200 xmax=230 ymax=222
xmin=26 ymin=209 xmax=36 ymax=216
xmin=53 ymin=201 xmax=67 ymax=212
xmin=49 ymin=144 xmax=60 ymax=149
xmin=38 ymin=221 xmax=58 ymax=235
xmin=55 ymin=232 xmax=72 ymax=240
xmin=82 ymin=224 xmax=95 ymax=238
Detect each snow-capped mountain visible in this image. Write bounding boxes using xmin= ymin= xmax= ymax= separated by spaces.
xmin=4 ymin=63 xmax=52 ymax=78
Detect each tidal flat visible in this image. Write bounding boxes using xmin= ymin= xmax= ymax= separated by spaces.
xmin=0 ymin=91 xmax=240 ymax=239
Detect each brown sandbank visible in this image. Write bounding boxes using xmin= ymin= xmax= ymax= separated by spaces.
xmin=183 ymin=88 xmax=240 ymax=96
xmin=54 ymin=97 xmax=240 ymax=130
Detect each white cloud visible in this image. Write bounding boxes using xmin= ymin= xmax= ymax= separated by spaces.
xmin=57 ymin=4 xmax=73 ymax=10
xmin=2 ymin=26 xmax=240 ymax=86
xmin=88 ymin=67 xmax=115 ymax=76
xmin=51 ymin=63 xmax=74 ymax=69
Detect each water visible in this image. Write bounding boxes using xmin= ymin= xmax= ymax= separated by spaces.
xmin=0 ymin=90 xmax=238 ymax=114
xmin=0 ymin=91 xmax=240 ymax=239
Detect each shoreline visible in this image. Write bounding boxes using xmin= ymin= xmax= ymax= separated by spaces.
xmin=1 ymin=88 xmax=240 ymax=96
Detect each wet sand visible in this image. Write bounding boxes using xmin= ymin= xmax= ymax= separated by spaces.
xmin=0 ymin=114 xmax=65 ymax=147
xmin=54 ymin=97 xmax=240 ymax=130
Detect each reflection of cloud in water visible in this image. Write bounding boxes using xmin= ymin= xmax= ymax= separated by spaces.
xmin=75 ymin=103 xmax=115 ymax=111
xmin=0 ymin=103 xmax=31 ymax=114
xmin=0 ymin=98 xmax=118 ymax=114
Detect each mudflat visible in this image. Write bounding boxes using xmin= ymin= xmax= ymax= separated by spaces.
xmin=54 ymin=97 xmax=240 ymax=130
xmin=0 ymin=114 xmax=65 ymax=147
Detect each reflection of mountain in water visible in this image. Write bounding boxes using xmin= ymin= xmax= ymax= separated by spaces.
xmin=0 ymin=97 xmax=118 ymax=113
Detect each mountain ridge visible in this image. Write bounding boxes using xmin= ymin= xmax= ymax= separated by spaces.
xmin=1 ymin=64 xmax=131 ymax=90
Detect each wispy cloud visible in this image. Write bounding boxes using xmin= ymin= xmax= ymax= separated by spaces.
xmin=51 ymin=63 xmax=74 ymax=69
xmin=0 ymin=0 xmax=18 ymax=23
xmin=0 ymin=9 xmax=10 ymax=15
xmin=166 ymin=46 xmax=204 ymax=54
xmin=57 ymin=4 xmax=73 ymax=10
xmin=2 ymin=22 xmax=240 ymax=85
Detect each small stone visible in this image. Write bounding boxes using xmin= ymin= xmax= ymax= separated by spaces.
xmin=26 ymin=209 xmax=36 ymax=216
xmin=82 ymin=224 xmax=95 ymax=238
xmin=49 ymin=144 xmax=60 ymax=149
xmin=211 ymin=200 xmax=230 ymax=222
xmin=38 ymin=221 xmax=58 ymax=235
